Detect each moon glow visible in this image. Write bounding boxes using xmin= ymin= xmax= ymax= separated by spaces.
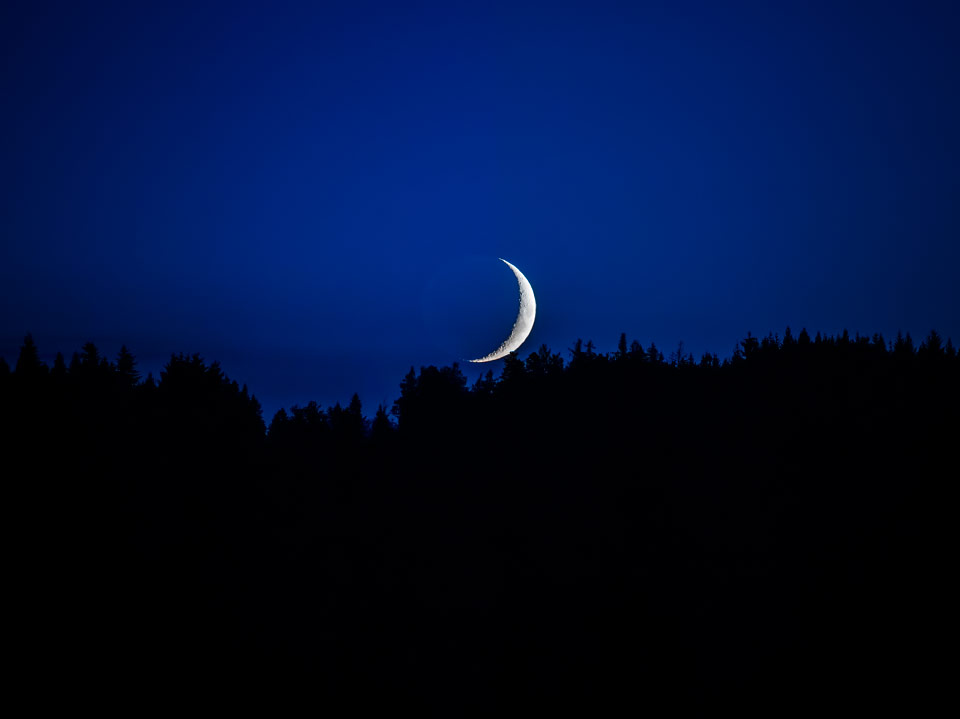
xmin=468 ymin=259 xmax=537 ymax=363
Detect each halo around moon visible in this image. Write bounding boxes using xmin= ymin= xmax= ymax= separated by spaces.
xmin=468 ymin=259 xmax=537 ymax=363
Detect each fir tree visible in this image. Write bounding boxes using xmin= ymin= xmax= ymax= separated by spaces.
xmin=116 ymin=345 xmax=140 ymax=386
xmin=782 ymin=326 xmax=795 ymax=347
xmin=268 ymin=408 xmax=289 ymax=435
xmin=393 ymin=367 xmax=418 ymax=419
xmin=526 ymin=344 xmax=563 ymax=377
xmin=343 ymin=392 xmax=367 ymax=438
xmin=893 ymin=331 xmax=915 ymax=357
xmin=670 ymin=341 xmax=686 ymax=367
xmin=616 ymin=333 xmax=628 ymax=360
xmin=81 ymin=342 xmax=100 ymax=369
xmin=15 ymin=333 xmax=46 ymax=377
xmin=872 ymin=333 xmax=886 ymax=355
xmin=472 ymin=369 xmax=496 ymax=396
xmin=919 ymin=329 xmax=943 ymax=359
xmin=647 ymin=341 xmax=661 ymax=365
xmin=569 ymin=339 xmax=584 ymax=363
xmin=501 ymin=352 xmax=527 ymax=385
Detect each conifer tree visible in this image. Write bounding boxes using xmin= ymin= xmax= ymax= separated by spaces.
xmin=249 ymin=394 xmax=263 ymax=425
xmin=525 ymin=344 xmax=563 ymax=377
xmin=569 ymin=339 xmax=584 ymax=364
xmin=647 ymin=341 xmax=660 ymax=365
xmin=919 ymin=330 xmax=943 ymax=359
xmin=116 ymin=345 xmax=140 ymax=386
xmin=872 ymin=333 xmax=886 ymax=355
xmin=15 ymin=333 xmax=46 ymax=377
xmin=81 ymin=342 xmax=100 ymax=369
xmin=500 ymin=352 xmax=527 ymax=385
xmin=393 ymin=367 xmax=418 ymax=419
xmin=782 ymin=326 xmax=795 ymax=348
xmin=616 ymin=333 xmax=628 ymax=360
xmin=344 ymin=392 xmax=366 ymax=438
xmin=671 ymin=341 xmax=686 ymax=367
xmin=472 ymin=369 xmax=496 ymax=396
xmin=348 ymin=392 xmax=362 ymax=416
xmin=269 ymin=408 xmax=289 ymax=435
xmin=740 ymin=332 xmax=759 ymax=360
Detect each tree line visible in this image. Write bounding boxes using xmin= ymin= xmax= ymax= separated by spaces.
xmin=2 ymin=327 xmax=955 ymax=445
xmin=3 ymin=327 xmax=956 ymax=713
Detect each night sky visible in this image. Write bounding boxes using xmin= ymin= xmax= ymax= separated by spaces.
xmin=2 ymin=0 xmax=958 ymax=416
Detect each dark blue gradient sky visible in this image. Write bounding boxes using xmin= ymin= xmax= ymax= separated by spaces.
xmin=2 ymin=0 xmax=958 ymax=416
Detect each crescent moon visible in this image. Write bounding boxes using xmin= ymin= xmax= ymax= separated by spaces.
xmin=468 ymin=259 xmax=537 ymax=363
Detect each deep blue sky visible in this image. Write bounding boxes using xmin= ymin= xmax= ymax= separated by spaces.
xmin=2 ymin=0 xmax=958 ymax=417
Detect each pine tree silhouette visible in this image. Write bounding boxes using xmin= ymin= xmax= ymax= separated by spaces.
xmin=919 ymin=330 xmax=944 ymax=359
xmin=740 ymin=332 xmax=759 ymax=360
xmin=471 ymin=369 xmax=496 ymax=396
xmin=647 ymin=341 xmax=663 ymax=365
xmin=116 ymin=345 xmax=140 ymax=387
xmin=616 ymin=332 xmax=628 ymax=360
xmin=500 ymin=351 xmax=527 ymax=385
xmin=15 ymin=333 xmax=46 ymax=378
xmin=80 ymin=342 xmax=100 ymax=369
xmin=392 ymin=366 xmax=419 ymax=421
xmin=525 ymin=344 xmax=563 ymax=378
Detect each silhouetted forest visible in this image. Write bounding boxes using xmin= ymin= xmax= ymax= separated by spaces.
xmin=4 ymin=328 xmax=956 ymax=712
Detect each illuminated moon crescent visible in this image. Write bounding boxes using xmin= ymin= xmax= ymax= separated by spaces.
xmin=469 ymin=259 xmax=537 ymax=363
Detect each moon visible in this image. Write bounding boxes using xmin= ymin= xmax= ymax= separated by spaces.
xmin=468 ymin=259 xmax=537 ymax=363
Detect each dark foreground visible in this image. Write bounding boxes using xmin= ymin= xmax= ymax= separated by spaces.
xmin=4 ymin=329 xmax=955 ymax=712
